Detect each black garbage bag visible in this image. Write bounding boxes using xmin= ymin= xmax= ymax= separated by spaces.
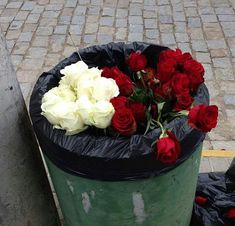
xmin=191 ymin=172 xmax=235 ymax=226
xmin=29 ymin=42 xmax=209 ymax=181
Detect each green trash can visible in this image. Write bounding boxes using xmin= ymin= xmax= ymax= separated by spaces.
xmin=29 ymin=42 xmax=209 ymax=226
xmin=44 ymin=146 xmax=202 ymax=226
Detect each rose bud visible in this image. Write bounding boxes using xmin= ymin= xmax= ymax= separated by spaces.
xmin=111 ymin=108 xmax=137 ymax=136
xmin=129 ymin=102 xmax=146 ymax=122
xmin=188 ymin=104 xmax=218 ymax=132
xmin=115 ymin=74 xmax=133 ymax=97
xmin=195 ymin=196 xmax=208 ymax=206
xmin=156 ymin=131 xmax=181 ymax=164
xmin=127 ymin=51 xmax=147 ymax=72
xmin=110 ymin=96 xmax=129 ymax=110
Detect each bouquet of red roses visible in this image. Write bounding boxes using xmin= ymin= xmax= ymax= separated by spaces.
xmin=41 ymin=48 xmax=218 ymax=165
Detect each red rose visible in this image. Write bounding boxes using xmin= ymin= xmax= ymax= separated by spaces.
xmin=177 ymin=52 xmax=192 ymax=66
xmin=188 ymin=104 xmax=218 ymax=132
xmin=110 ymin=96 xmax=129 ymax=110
xmin=127 ymin=51 xmax=147 ymax=72
xmin=227 ymin=208 xmax=235 ymax=218
xmin=129 ymin=102 xmax=146 ymax=122
xmin=156 ymin=58 xmax=176 ymax=83
xmin=143 ymin=67 xmax=156 ymax=82
xmin=101 ymin=66 xmax=122 ymax=79
xmin=195 ymin=196 xmax=208 ymax=206
xmin=115 ymin=74 xmax=133 ymax=97
xmin=154 ymin=81 xmax=172 ymax=100
xmin=174 ymin=93 xmax=193 ymax=111
xmin=159 ymin=49 xmax=178 ymax=62
xmin=171 ymin=73 xmax=190 ymax=95
xmin=112 ymin=108 xmax=137 ymax=136
xmin=184 ymin=60 xmax=205 ymax=92
xmin=156 ymin=131 xmax=181 ymax=164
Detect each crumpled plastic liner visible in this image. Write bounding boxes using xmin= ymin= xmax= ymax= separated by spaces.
xmin=191 ymin=172 xmax=235 ymax=226
xmin=30 ymin=42 xmax=209 ymax=181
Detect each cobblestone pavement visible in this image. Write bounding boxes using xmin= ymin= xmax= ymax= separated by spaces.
xmin=0 ymin=0 xmax=235 ymax=171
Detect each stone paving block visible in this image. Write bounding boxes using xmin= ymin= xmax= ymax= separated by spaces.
xmin=15 ymin=11 xmax=29 ymax=20
xmin=130 ymin=6 xmax=142 ymax=16
xmin=159 ymin=15 xmax=173 ymax=24
xmin=100 ymin=17 xmax=114 ymax=26
xmin=195 ymin=52 xmax=211 ymax=63
xmin=71 ymin=15 xmax=85 ymax=25
xmin=32 ymin=36 xmax=49 ymax=47
xmin=145 ymin=29 xmax=159 ymax=39
xmin=201 ymin=14 xmax=217 ymax=22
xmin=116 ymin=8 xmax=128 ymax=18
xmin=21 ymin=58 xmax=44 ymax=70
xmin=97 ymin=33 xmax=113 ymax=44
xmin=54 ymin=25 xmax=68 ymax=34
xmin=175 ymin=33 xmax=189 ymax=42
xmin=188 ymin=17 xmax=201 ymax=28
xmin=215 ymin=7 xmax=234 ymax=15
xmin=49 ymin=35 xmax=66 ymax=53
xmin=17 ymin=70 xmax=38 ymax=83
xmin=9 ymin=20 xmax=24 ymax=30
xmin=143 ymin=10 xmax=157 ymax=18
xmin=159 ymin=24 xmax=173 ymax=33
xmin=102 ymin=7 xmax=115 ymax=16
xmin=26 ymin=13 xmax=40 ymax=24
xmin=209 ymin=157 xmax=230 ymax=172
xmin=188 ymin=28 xmax=204 ymax=40
xmin=21 ymin=1 xmax=36 ymax=11
xmin=6 ymin=30 xmax=21 ymax=40
xmin=86 ymin=15 xmax=99 ymax=23
xmin=129 ymin=24 xmax=143 ymax=33
xmin=69 ymin=24 xmax=84 ymax=35
xmin=31 ymin=5 xmax=45 ymax=14
xmin=191 ymin=40 xmax=208 ymax=52
xmin=42 ymin=11 xmax=60 ymax=18
xmin=79 ymin=0 xmax=90 ymax=4
xmin=10 ymin=54 xmax=23 ymax=68
xmin=40 ymin=18 xmax=57 ymax=26
xmin=6 ymin=1 xmax=23 ymax=9
xmin=174 ymin=22 xmax=186 ymax=32
xmin=18 ymin=32 xmax=33 ymax=42
xmin=129 ymin=16 xmax=144 ymax=25
xmin=12 ymin=42 xmax=29 ymax=55
xmin=22 ymin=23 xmax=38 ymax=32
xmin=214 ymin=68 xmax=234 ymax=80
xmin=85 ymin=23 xmax=98 ymax=34
xmin=173 ymin=12 xmax=185 ymax=22
xmin=161 ymin=33 xmax=176 ymax=45
xmin=115 ymin=19 xmax=127 ymax=28
xmin=144 ymin=19 xmax=157 ymax=29
xmin=115 ymin=28 xmax=127 ymax=40
xmin=185 ymin=7 xmax=198 ymax=16
xmin=158 ymin=5 xmax=171 ymax=15
xmin=177 ymin=42 xmax=191 ymax=53
xmin=210 ymin=49 xmax=229 ymax=58
xmin=36 ymin=26 xmax=53 ymax=36
xmin=203 ymin=64 xmax=214 ymax=80
xmin=98 ymin=26 xmax=114 ymax=34
xmin=219 ymin=81 xmax=235 ymax=94
xmin=199 ymin=157 xmax=212 ymax=173
xmin=224 ymin=95 xmax=235 ymax=105
xmin=62 ymin=46 xmax=76 ymax=57
xmin=83 ymin=34 xmax=96 ymax=44
xmin=59 ymin=16 xmax=71 ymax=25
xmin=66 ymin=35 xmax=81 ymax=46
xmin=26 ymin=47 xmax=47 ymax=59
xmin=65 ymin=0 xmax=77 ymax=8
xmin=74 ymin=6 xmax=87 ymax=15
xmin=212 ymin=58 xmax=231 ymax=68
xmin=88 ymin=6 xmax=100 ymax=15
xmin=218 ymin=15 xmax=235 ymax=22
xmin=207 ymin=39 xmax=227 ymax=49
xmin=19 ymin=82 xmax=33 ymax=103
xmin=226 ymin=109 xmax=235 ymax=117
xmin=61 ymin=8 xmax=74 ymax=16
xmin=45 ymin=4 xmax=63 ymax=11
xmin=6 ymin=40 xmax=15 ymax=52
xmin=128 ymin=32 xmax=143 ymax=42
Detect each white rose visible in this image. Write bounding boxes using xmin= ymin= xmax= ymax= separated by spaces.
xmin=59 ymin=61 xmax=89 ymax=88
xmin=76 ymin=95 xmax=94 ymax=125
xmin=91 ymin=100 xmax=115 ymax=129
xmin=92 ymin=77 xmax=119 ymax=101
xmin=76 ymin=79 xmax=94 ymax=99
xmin=42 ymin=101 xmax=87 ymax=135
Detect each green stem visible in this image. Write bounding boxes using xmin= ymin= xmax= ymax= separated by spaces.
xmin=152 ymin=119 xmax=166 ymax=138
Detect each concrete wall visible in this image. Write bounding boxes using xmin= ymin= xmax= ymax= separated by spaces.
xmin=0 ymin=30 xmax=60 ymax=226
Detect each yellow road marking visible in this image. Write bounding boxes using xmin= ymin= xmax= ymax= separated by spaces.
xmin=202 ymin=150 xmax=235 ymax=158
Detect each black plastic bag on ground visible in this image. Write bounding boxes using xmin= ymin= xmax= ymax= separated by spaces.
xmin=226 ymin=159 xmax=235 ymax=191
xmin=30 ymin=42 xmax=209 ymax=181
xmin=191 ymin=172 xmax=235 ymax=226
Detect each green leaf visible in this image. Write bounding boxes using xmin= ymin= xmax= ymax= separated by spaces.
xmin=130 ymin=87 xmax=149 ymax=103
xmin=157 ymin=102 xmax=165 ymax=115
